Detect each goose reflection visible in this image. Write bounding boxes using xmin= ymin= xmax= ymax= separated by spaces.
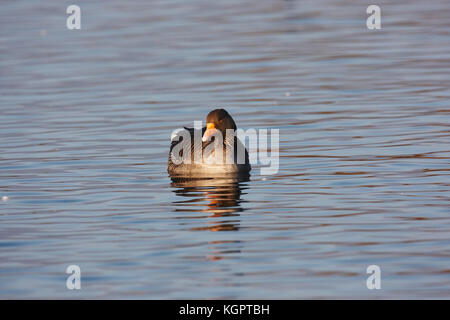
xmin=170 ymin=173 xmax=249 ymax=232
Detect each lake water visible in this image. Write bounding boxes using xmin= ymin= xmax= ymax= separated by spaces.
xmin=0 ymin=0 xmax=449 ymax=299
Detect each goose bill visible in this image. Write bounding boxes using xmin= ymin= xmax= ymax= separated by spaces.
xmin=202 ymin=123 xmax=218 ymax=142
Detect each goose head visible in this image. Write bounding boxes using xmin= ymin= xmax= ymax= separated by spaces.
xmin=202 ymin=109 xmax=237 ymax=142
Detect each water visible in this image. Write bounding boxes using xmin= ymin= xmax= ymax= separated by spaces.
xmin=0 ymin=0 xmax=449 ymax=299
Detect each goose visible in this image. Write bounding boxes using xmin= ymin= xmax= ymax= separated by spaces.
xmin=168 ymin=109 xmax=251 ymax=177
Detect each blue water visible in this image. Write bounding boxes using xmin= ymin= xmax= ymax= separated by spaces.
xmin=0 ymin=0 xmax=449 ymax=299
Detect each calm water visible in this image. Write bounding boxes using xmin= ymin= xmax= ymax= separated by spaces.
xmin=1 ymin=0 xmax=449 ymax=299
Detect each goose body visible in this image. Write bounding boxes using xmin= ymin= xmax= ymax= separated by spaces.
xmin=167 ymin=109 xmax=251 ymax=177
